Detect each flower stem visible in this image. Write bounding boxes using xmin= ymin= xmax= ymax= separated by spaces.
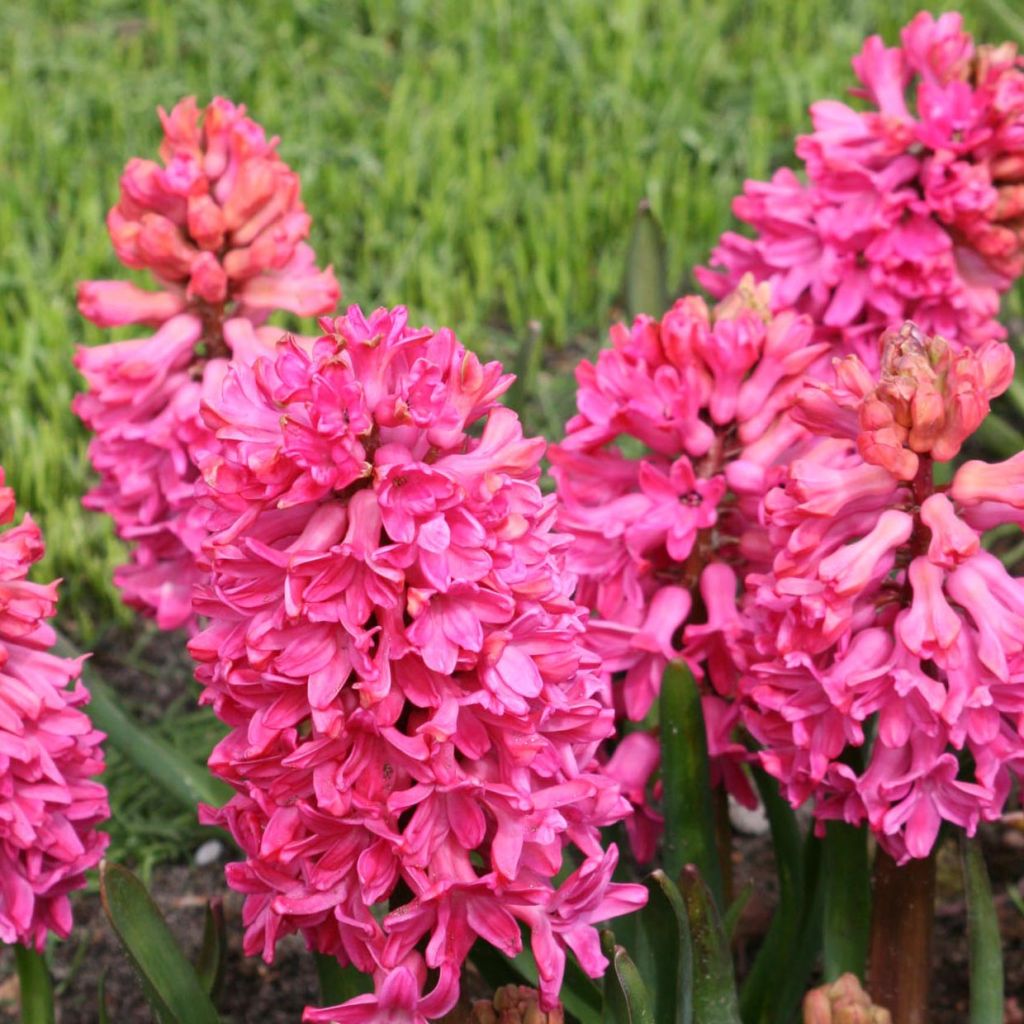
xmin=868 ymin=848 xmax=935 ymax=1024
xmin=14 ymin=944 xmax=55 ymax=1024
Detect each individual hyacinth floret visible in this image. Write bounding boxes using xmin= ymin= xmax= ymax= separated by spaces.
xmin=699 ymin=12 xmax=1024 ymax=365
xmin=549 ymin=277 xmax=828 ymax=851
xmin=0 ymin=470 xmax=109 ymax=949
xmin=189 ymin=305 xmax=644 ymax=1021
xmin=75 ymin=96 xmax=339 ymax=630
xmin=744 ymin=322 xmax=1024 ymax=862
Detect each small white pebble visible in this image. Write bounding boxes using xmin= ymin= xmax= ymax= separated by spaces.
xmin=194 ymin=839 xmax=225 ymax=867
xmin=729 ymin=796 xmax=769 ymax=836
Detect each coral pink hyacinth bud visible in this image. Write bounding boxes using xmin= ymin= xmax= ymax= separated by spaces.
xmin=745 ymin=322 xmax=1024 ymax=862
xmin=803 ymin=974 xmax=892 ymax=1024
xmin=190 ymin=305 xmax=644 ymax=1019
xmin=793 ymin=322 xmax=1012 ymax=480
xmin=75 ymin=97 xmax=339 ymax=630
xmin=0 ymin=470 xmax=109 ymax=949
xmin=472 ymin=985 xmax=566 ymax=1024
xmin=699 ymin=12 xmax=1024 ymax=365
xmin=551 ymin=277 xmax=826 ymax=855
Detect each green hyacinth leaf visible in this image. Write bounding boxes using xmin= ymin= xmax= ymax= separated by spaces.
xmin=100 ymin=862 xmax=220 ymax=1024
xmin=660 ymin=662 xmax=724 ymax=907
xmin=602 ymin=930 xmax=656 ymax=1024
xmin=678 ymin=866 xmax=741 ymax=1024
xmin=635 ymin=870 xmax=693 ymax=1024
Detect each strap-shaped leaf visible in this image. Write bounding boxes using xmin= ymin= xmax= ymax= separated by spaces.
xmin=314 ymin=953 xmax=373 ymax=1007
xmin=100 ymin=862 xmax=221 ymax=1024
xmin=601 ymin=930 xmax=655 ymax=1024
xmin=15 ymin=945 xmax=54 ymax=1024
xmin=721 ymin=882 xmax=753 ymax=942
xmin=54 ymin=632 xmax=231 ymax=816
xmin=962 ymin=835 xmax=1004 ymax=1024
xmin=625 ymin=200 xmax=669 ymax=320
xmin=739 ymin=768 xmax=805 ymax=1023
xmin=97 ymin=970 xmax=112 ymax=1024
xmin=677 ymin=867 xmax=741 ymax=1024
xmin=660 ymin=662 xmax=723 ymax=906
xmin=773 ymin=832 xmax=824 ymax=1023
xmin=822 ymin=821 xmax=869 ymax=980
xmin=471 ymin=934 xmax=603 ymax=1023
xmin=635 ymin=871 xmax=692 ymax=1024
xmin=195 ymin=899 xmax=227 ymax=1000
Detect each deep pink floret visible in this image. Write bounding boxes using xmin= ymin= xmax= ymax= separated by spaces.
xmin=0 ymin=471 xmax=109 ymax=949
xmin=744 ymin=323 xmax=1024 ymax=862
xmin=189 ymin=305 xmax=644 ymax=1018
xmin=75 ymin=97 xmax=340 ymax=630
xmin=699 ymin=13 xmax=1024 ymax=365
xmin=550 ymin=278 xmax=828 ymax=841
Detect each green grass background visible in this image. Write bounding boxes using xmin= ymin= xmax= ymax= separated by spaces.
xmin=1 ymin=0 xmax=1022 ymax=862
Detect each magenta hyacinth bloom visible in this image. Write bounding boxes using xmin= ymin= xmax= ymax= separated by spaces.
xmin=188 ymin=306 xmax=644 ymax=1017
xmin=744 ymin=322 xmax=1023 ymax=862
xmin=75 ymin=97 xmax=339 ymax=630
xmin=0 ymin=471 xmax=109 ymax=949
xmin=549 ymin=278 xmax=828 ymax=830
xmin=699 ymin=12 xmax=1024 ymax=365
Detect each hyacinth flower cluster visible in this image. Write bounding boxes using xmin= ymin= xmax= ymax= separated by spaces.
xmin=699 ymin=11 xmax=1024 ymax=365
xmin=0 ymin=470 xmax=108 ymax=950
xmin=188 ymin=305 xmax=645 ymax=1020
xmin=548 ymin=277 xmax=829 ymax=858
xmin=74 ymin=97 xmax=339 ymax=630
xmin=743 ymin=321 xmax=1024 ymax=862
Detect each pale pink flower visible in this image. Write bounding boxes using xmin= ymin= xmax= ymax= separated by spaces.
xmin=190 ymin=306 xmax=644 ymax=1017
xmin=744 ymin=323 xmax=1024 ymax=861
xmin=0 ymin=471 xmax=109 ymax=949
xmin=75 ymin=97 xmax=339 ymax=630
xmin=550 ymin=279 xmax=826 ymax=848
xmin=699 ymin=12 xmax=1024 ymax=365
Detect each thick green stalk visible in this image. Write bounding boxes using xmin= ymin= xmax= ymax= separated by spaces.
xmin=961 ymin=836 xmax=1004 ymax=1024
xmin=14 ymin=945 xmax=54 ymax=1024
xmin=822 ymin=821 xmax=870 ymax=980
xmin=659 ymin=662 xmax=723 ymax=906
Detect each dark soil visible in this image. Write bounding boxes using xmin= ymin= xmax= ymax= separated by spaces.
xmin=0 ymin=628 xmax=1021 ymax=1022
